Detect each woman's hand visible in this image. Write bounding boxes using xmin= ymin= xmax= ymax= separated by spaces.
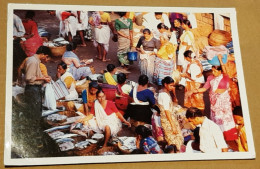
xmin=124 ymin=121 xmax=131 ymax=127
xmin=97 ymin=25 xmax=103 ymax=29
xmin=44 ymin=76 xmax=51 ymax=83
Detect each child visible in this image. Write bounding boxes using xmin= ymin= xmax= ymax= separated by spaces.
xmin=135 ymin=125 xmax=163 ymax=154
xmin=233 ymin=106 xmax=248 ymax=152
xmin=103 ymin=64 xmax=118 ymax=85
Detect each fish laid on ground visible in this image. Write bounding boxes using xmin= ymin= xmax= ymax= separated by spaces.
xmin=75 ymin=141 xmax=90 ymax=149
xmin=85 ymin=139 xmax=98 ymax=144
xmin=56 ymin=137 xmax=75 ymax=144
xmin=59 ymin=141 xmax=75 ymax=151
xmin=42 ymin=109 xmax=60 ymax=117
xmin=44 ymin=125 xmax=70 ymax=133
xmin=55 ymin=134 xmax=78 ymax=140
xmin=91 ymin=133 xmax=104 ymax=140
xmin=48 ymin=131 xmax=65 ymax=139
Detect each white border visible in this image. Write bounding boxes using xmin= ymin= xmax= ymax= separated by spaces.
xmin=4 ymin=3 xmax=256 ymax=166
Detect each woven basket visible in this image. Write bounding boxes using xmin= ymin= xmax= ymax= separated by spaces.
xmin=49 ymin=46 xmax=66 ymax=57
xmin=76 ymin=80 xmax=89 ymax=94
xmin=208 ymin=30 xmax=232 ymax=46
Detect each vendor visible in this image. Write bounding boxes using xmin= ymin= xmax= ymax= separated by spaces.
xmin=77 ymin=89 xmax=131 ymax=147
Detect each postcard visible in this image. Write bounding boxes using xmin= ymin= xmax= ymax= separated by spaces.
xmin=4 ymin=3 xmax=255 ymax=166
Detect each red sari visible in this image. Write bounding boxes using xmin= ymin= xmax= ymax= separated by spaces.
xmin=22 ymin=19 xmax=43 ymax=57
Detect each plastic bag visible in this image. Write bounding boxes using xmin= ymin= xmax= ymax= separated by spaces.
xmin=43 ymin=83 xmax=57 ymax=110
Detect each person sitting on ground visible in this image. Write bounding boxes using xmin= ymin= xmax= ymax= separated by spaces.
xmin=77 ymin=89 xmax=131 ymax=147
xmin=56 ymin=61 xmax=79 ymax=112
xmin=233 ymin=106 xmax=248 ymax=152
xmin=117 ymin=73 xmax=132 ymax=95
xmin=115 ymin=73 xmax=132 ymax=113
xmin=135 ymin=125 xmax=163 ymax=154
xmin=186 ymin=107 xmax=228 ymax=153
xmin=103 ymin=64 xmax=118 ymax=85
xmin=62 ymin=42 xmax=93 ymax=80
xmin=81 ymin=81 xmax=101 ymax=115
xmin=124 ymin=75 xmax=155 ymax=129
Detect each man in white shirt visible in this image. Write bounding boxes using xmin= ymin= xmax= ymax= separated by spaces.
xmin=142 ymin=12 xmax=171 ymax=39
xmin=186 ymin=107 xmax=228 ymax=153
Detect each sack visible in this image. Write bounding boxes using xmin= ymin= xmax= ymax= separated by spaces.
xmin=50 ymin=80 xmax=70 ymax=100
xmin=43 ymin=83 xmax=57 ymax=110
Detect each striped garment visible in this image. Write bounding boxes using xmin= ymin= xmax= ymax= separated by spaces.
xmin=153 ymin=57 xmax=174 ymax=85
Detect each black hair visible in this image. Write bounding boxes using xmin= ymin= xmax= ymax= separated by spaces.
xmin=186 ymin=107 xmax=203 ymax=119
xmin=117 ymin=73 xmax=127 ymax=85
xmin=107 ymin=64 xmax=116 ymax=72
xmin=152 ymin=105 xmax=161 ymax=115
xmin=58 ymin=61 xmax=67 ymax=70
xmin=161 ymin=76 xmax=174 ymax=86
xmin=25 ymin=10 xmax=35 ymax=19
xmin=135 ymin=125 xmax=152 ymax=138
xmin=233 ymin=106 xmax=243 ymax=117
xmin=36 ymin=46 xmax=51 ymax=56
xmin=182 ymin=19 xmax=192 ymax=28
xmin=184 ymin=50 xmax=193 ymax=58
xmin=89 ymin=81 xmax=99 ymax=90
xmin=117 ymin=12 xmax=127 ymax=17
xmin=96 ymin=89 xmax=105 ymax=97
xmin=66 ymin=42 xmax=77 ymax=51
xmin=157 ymin=23 xmax=169 ymax=30
xmin=155 ymin=12 xmax=163 ymax=15
xmin=174 ymin=18 xmax=182 ymax=24
xmin=212 ymin=65 xmax=223 ymax=72
xmin=138 ymin=74 xmax=149 ymax=86
xmin=164 ymin=144 xmax=177 ymax=153
xmin=143 ymin=28 xmax=151 ymax=35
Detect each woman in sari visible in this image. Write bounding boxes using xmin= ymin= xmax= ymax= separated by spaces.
xmin=182 ymin=50 xmax=205 ymax=111
xmin=177 ymin=20 xmax=195 ymax=72
xmin=89 ymin=11 xmax=116 ymax=62
xmin=124 ymin=75 xmax=155 ymax=129
xmin=22 ymin=10 xmax=43 ymax=57
xmin=57 ymin=61 xmax=78 ymax=100
xmin=62 ymin=43 xmax=93 ymax=80
xmin=153 ymin=33 xmax=176 ymax=86
xmin=115 ymin=12 xmax=133 ymax=67
xmin=77 ymin=89 xmax=131 ymax=147
xmin=158 ymin=76 xmax=184 ymax=151
xmin=48 ymin=10 xmax=78 ymax=42
xmin=136 ymin=28 xmax=160 ymax=82
xmin=188 ymin=54 xmax=238 ymax=146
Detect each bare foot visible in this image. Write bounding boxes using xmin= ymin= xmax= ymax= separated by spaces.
xmin=102 ymin=59 xmax=111 ymax=62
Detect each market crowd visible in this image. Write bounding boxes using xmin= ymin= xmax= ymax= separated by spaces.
xmin=12 ymin=10 xmax=247 ymax=155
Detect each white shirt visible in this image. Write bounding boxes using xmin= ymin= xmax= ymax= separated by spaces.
xmin=200 ymin=117 xmax=228 ymax=153
xmin=13 ymin=14 xmax=25 ymax=37
xmin=187 ymin=62 xmax=205 ymax=83
xmin=158 ymin=91 xmax=171 ymax=110
xmin=142 ymin=12 xmax=171 ymax=39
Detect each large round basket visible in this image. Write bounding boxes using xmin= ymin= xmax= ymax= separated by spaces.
xmin=208 ymin=30 xmax=232 ymax=46
xmin=49 ymin=46 xmax=66 ymax=57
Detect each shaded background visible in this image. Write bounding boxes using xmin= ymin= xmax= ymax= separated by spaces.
xmin=0 ymin=0 xmax=259 ymax=169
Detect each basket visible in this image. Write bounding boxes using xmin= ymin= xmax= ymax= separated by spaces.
xmin=208 ymin=30 xmax=232 ymax=46
xmin=49 ymin=46 xmax=66 ymax=57
xmin=76 ymin=80 xmax=89 ymax=94
xmin=207 ymin=54 xmax=228 ymax=66
xmin=58 ymin=111 xmax=77 ymax=117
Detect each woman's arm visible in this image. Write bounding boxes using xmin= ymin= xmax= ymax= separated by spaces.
xmin=218 ymin=54 xmax=228 ymax=75
xmin=116 ymin=112 xmax=131 ymax=127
